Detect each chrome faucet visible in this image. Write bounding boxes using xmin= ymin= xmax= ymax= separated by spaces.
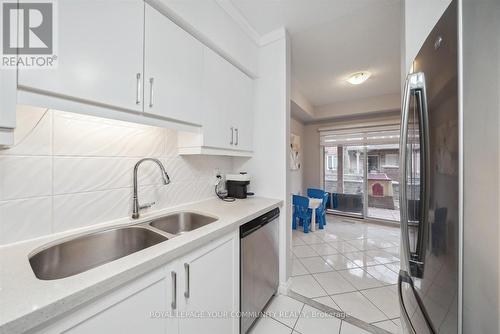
xmin=132 ymin=158 xmax=171 ymax=219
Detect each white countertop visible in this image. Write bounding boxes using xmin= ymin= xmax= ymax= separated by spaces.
xmin=0 ymin=196 xmax=282 ymax=334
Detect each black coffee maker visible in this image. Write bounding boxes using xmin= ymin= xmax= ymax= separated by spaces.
xmin=226 ymin=173 xmax=253 ymax=199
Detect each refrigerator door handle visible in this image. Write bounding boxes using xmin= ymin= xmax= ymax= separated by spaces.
xmin=399 ymin=74 xmax=412 ymax=273
xmin=400 ymin=72 xmax=430 ymax=278
xmin=398 ymin=270 xmax=416 ymax=334
xmin=412 ymin=76 xmax=431 ymax=277
xmin=399 ymin=270 xmax=437 ymax=334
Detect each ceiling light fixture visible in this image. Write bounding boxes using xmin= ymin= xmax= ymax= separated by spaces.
xmin=346 ymin=71 xmax=371 ymax=85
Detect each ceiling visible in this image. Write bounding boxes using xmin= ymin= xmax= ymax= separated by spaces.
xmin=230 ymin=0 xmax=401 ymax=108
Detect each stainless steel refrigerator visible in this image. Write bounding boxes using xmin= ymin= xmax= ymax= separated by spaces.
xmin=399 ymin=1 xmax=459 ymax=333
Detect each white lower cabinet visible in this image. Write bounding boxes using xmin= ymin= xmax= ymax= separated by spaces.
xmin=178 ymin=232 xmax=239 ymax=334
xmin=34 ymin=231 xmax=239 ymax=334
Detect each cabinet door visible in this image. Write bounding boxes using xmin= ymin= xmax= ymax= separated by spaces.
xmin=178 ymin=232 xmax=239 ymax=334
xmin=200 ymin=48 xmax=234 ymax=150
xmin=144 ymin=4 xmax=203 ymax=124
xmin=201 ymin=48 xmax=254 ymax=152
xmin=18 ymin=0 xmax=144 ymax=112
xmin=36 ymin=267 xmax=173 ymax=334
xmin=231 ymin=71 xmax=254 ymax=151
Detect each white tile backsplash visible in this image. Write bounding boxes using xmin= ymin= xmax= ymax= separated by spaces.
xmin=0 ymin=156 xmax=53 ymax=200
xmin=0 ymin=197 xmax=52 ymax=244
xmin=53 ymin=188 xmax=131 ymax=232
xmin=0 ymin=105 xmax=52 ymax=156
xmin=52 ymin=110 xmax=165 ymax=157
xmin=0 ymin=106 xmax=233 ymax=245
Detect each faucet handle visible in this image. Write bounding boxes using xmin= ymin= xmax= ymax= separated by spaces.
xmin=139 ymin=202 xmax=156 ymax=210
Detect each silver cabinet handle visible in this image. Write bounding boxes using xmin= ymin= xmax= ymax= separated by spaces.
xmin=184 ymin=263 xmax=190 ymax=298
xmin=136 ymin=73 xmax=141 ymax=105
xmin=149 ymin=77 xmax=154 ymax=108
xmin=230 ymin=127 xmax=234 ymax=145
xmin=171 ymin=271 xmax=177 ymax=310
xmin=235 ymin=128 xmax=239 ymax=146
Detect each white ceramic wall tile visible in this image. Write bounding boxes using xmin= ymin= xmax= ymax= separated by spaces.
xmin=0 ymin=108 xmax=233 ymax=245
xmin=163 ymin=156 xmax=198 ymax=182
xmin=53 ymin=157 xmax=169 ymax=195
xmin=53 ymin=188 xmax=131 ymax=232
xmin=0 ymin=197 xmax=52 ymax=244
xmin=164 ymin=128 xmax=178 ymax=157
xmin=0 ymin=105 xmax=52 ymax=156
xmin=52 ymin=110 xmax=165 ymax=157
xmin=0 ymin=156 xmax=52 ymax=200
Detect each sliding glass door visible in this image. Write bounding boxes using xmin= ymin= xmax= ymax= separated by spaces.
xmin=321 ymin=127 xmax=401 ymax=222
xmin=365 ymin=144 xmax=401 ymax=221
xmin=324 ymin=145 xmax=365 ymax=216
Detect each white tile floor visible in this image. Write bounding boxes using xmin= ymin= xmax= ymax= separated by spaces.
xmin=250 ymin=294 xmax=364 ymax=334
xmin=289 ymin=215 xmax=402 ymax=333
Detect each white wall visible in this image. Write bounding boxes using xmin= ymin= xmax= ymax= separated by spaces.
xmin=290 ymin=117 xmax=304 ymax=195
xmin=0 ymin=106 xmax=232 ymax=245
xmin=290 ymin=78 xmax=315 ymax=118
xmin=403 ymin=0 xmax=452 ymax=73
xmin=233 ymin=30 xmax=291 ymax=286
xmin=462 ymin=0 xmax=500 ymax=332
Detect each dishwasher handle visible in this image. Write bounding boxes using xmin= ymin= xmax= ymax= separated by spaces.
xmin=240 ymin=208 xmax=280 ymax=238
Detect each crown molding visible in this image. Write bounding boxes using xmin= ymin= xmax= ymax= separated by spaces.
xmin=215 ymin=0 xmax=262 ymax=45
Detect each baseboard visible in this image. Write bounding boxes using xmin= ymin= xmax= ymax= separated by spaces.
xmin=278 ymin=278 xmax=292 ymax=295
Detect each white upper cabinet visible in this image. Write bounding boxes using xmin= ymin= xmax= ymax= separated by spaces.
xmin=144 ymin=4 xmax=203 ymax=125
xmin=18 ymin=0 xmax=145 ymax=112
xmin=200 ymin=48 xmax=234 ymax=150
xmin=229 ymin=67 xmax=254 ymax=152
xmin=198 ymin=47 xmax=254 ymax=153
xmin=13 ymin=0 xmax=254 ymax=155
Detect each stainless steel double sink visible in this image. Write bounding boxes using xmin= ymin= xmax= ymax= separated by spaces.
xmin=29 ymin=212 xmax=218 ymax=280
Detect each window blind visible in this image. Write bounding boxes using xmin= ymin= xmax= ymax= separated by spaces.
xmin=319 ymin=124 xmax=401 ymax=146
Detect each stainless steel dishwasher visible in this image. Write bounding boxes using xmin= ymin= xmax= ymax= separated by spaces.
xmin=240 ymin=208 xmax=279 ymax=334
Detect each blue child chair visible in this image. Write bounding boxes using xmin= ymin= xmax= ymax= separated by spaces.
xmin=292 ymin=195 xmax=312 ymax=233
xmin=307 ymin=188 xmax=328 ymax=229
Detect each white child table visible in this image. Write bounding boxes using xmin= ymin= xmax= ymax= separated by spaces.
xmin=308 ymin=198 xmax=323 ymax=232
